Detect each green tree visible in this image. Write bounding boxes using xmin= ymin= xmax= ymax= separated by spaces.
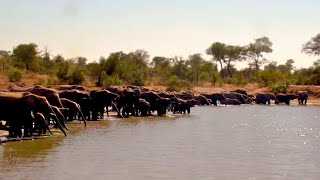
xmin=150 ymin=56 xmax=172 ymax=80
xmin=187 ymin=53 xmax=204 ymax=84
xmin=171 ymin=57 xmax=189 ymax=80
xmin=76 ymin=57 xmax=87 ymax=67
xmin=69 ymin=67 xmax=85 ymax=85
xmin=0 ymin=50 xmax=11 ymax=71
xmin=12 ymin=43 xmax=39 ymax=71
xmin=302 ymin=33 xmax=320 ymax=56
xmin=246 ymin=37 xmax=273 ymax=71
xmin=224 ymin=45 xmax=244 ymax=77
xmin=277 ymin=59 xmax=295 ymax=74
xmin=206 ymin=42 xmax=227 ymax=77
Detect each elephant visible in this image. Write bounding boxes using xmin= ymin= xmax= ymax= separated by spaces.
xmin=59 ymin=89 xmax=90 ymax=103
xmin=140 ymin=91 xmax=170 ymax=116
xmin=50 ymin=105 xmax=69 ymax=131
xmin=230 ymin=89 xmax=248 ymax=95
xmin=173 ymin=98 xmax=191 ymax=114
xmin=135 ymin=98 xmax=151 ymax=116
xmin=220 ymin=98 xmax=241 ymax=105
xmin=0 ymin=92 xmax=66 ymax=137
xmin=56 ymin=85 xmax=87 ymax=91
xmin=255 ymin=92 xmax=276 ymax=105
xmin=29 ymin=86 xmax=64 ymax=108
xmin=222 ymin=92 xmax=246 ymax=104
xmin=195 ymin=95 xmax=211 ymax=106
xmin=32 ymin=112 xmax=53 ymax=136
xmin=8 ymin=85 xmax=33 ymax=92
xmin=156 ymin=97 xmax=175 ymax=116
xmin=60 ymin=98 xmax=87 ymax=127
xmin=116 ymin=89 xmax=141 ymax=117
xmin=275 ymin=93 xmax=298 ymax=105
xmin=90 ymin=90 xmax=120 ymax=120
xmin=176 ymin=91 xmax=195 ymax=100
xmin=106 ymin=86 xmax=120 ymax=94
xmin=297 ymin=91 xmax=308 ymax=105
xmin=201 ymin=93 xmax=226 ymax=106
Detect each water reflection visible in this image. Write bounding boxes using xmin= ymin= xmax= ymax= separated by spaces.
xmin=1 ymin=105 xmax=320 ymax=179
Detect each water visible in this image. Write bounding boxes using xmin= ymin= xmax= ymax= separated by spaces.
xmin=1 ymin=105 xmax=320 ymax=179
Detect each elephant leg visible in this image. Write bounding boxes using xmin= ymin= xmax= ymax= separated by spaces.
xmin=187 ymin=107 xmax=190 ymax=114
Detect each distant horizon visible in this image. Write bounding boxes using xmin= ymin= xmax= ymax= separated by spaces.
xmin=1 ymin=0 xmax=319 ymax=69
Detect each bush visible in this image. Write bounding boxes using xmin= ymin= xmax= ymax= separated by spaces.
xmin=8 ymin=69 xmax=23 ymax=82
xmin=100 ymin=74 xmax=122 ymax=87
xmin=56 ymin=62 xmax=70 ymax=82
xmin=166 ymin=76 xmax=193 ymax=92
xmin=257 ymin=70 xmax=287 ymax=87
xmin=269 ymin=84 xmax=289 ymax=94
xmin=69 ymin=69 xmax=85 ymax=85
xmin=33 ymin=78 xmax=46 ymax=86
xmin=128 ymin=71 xmax=145 ymax=86
xmin=224 ymin=72 xmax=248 ymax=85
xmin=46 ymin=77 xmax=55 ymax=87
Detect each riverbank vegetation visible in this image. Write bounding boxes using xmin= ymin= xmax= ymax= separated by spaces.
xmin=0 ymin=33 xmax=319 ymax=92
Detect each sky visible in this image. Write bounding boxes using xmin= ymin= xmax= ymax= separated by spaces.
xmin=0 ymin=0 xmax=319 ymax=69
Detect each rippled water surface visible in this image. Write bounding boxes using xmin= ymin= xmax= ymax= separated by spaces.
xmin=1 ymin=105 xmax=320 ymax=179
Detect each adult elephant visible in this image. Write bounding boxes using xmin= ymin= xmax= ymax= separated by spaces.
xmin=55 ymin=85 xmax=87 ymax=91
xmin=173 ymin=98 xmax=191 ymax=114
xmin=90 ymin=90 xmax=120 ymax=120
xmin=201 ymin=93 xmax=226 ymax=106
xmin=222 ymin=92 xmax=246 ymax=104
xmin=140 ymin=91 xmax=169 ymax=116
xmin=230 ymin=89 xmax=248 ymax=95
xmin=176 ymin=91 xmax=194 ymax=100
xmin=59 ymin=89 xmax=90 ymax=103
xmin=60 ymin=98 xmax=87 ymax=127
xmin=116 ymin=89 xmax=140 ymax=118
xmin=135 ymin=98 xmax=151 ymax=116
xmin=50 ymin=106 xmax=69 ymax=131
xmin=8 ymin=85 xmax=33 ymax=92
xmin=255 ymin=92 xmax=276 ymax=105
xmin=220 ymin=98 xmax=241 ymax=105
xmin=297 ymin=91 xmax=308 ymax=105
xmin=29 ymin=86 xmax=64 ymax=108
xmin=0 ymin=92 xmax=66 ymax=137
xmin=195 ymin=95 xmax=210 ymax=106
xmin=275 ymin=93 xmax=298 ymax=105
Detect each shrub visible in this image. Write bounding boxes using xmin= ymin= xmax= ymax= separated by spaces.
xmin=166 ymin=76 xmax=193 ymax=92
xmin=257 ymin=70 xmax=287 ymax=87
xmin=47 ymin=77 xmax=55 ymax=87
xmin=128 ymin=71 xmax=145 ymax=86
xmin=33 ymin=78 xmax=46 ymax=86
xmin=8 ymin=69 xmax=23 ymax=82
xmin=56 ymin=62 xmax=70 ymax=82
xmin=269 ymin=84 xmax=289 ymax=94
xmin=69 ymin=68 xmax=85 ymax=85
xmin=100 ymin=73 xmax=122 ymax=87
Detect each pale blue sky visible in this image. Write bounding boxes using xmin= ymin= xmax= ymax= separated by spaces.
xmin=0 ymin=0 xmax=319 ymax=68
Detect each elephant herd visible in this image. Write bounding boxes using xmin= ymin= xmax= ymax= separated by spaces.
xmin=0 ymin=84 xmax=310 ymax=140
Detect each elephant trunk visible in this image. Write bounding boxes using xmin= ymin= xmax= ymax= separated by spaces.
xmin=53 ymin=113 xmax=67 ymax=136
xmin=112 ymin=101 xmax=124 ymax=118
xmin=76 ymin=106 xmax=87 ymax=127
xmin=49 ymin=107 xmax=67 ymax=136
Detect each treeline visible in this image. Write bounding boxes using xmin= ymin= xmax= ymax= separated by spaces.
xmin=0 ymin=33 xmax=319 ymax=90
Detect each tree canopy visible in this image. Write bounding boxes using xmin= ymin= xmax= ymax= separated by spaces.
xmin=302 ymin=33 xmax=320 ymax=56
xmin=1 ymin=33 xmax=320 ymax=87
